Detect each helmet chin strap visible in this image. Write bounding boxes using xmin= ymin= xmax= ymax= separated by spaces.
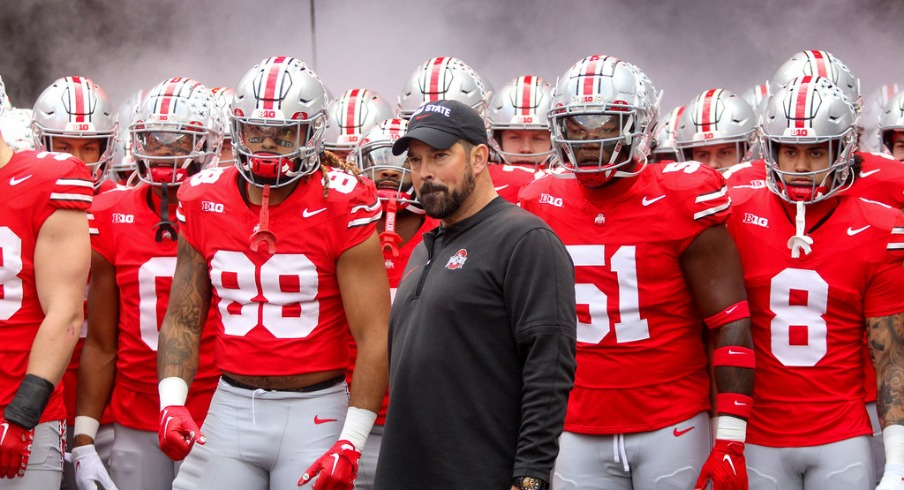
xmin=250 ymin=184 xmax=278 ymax=254
xmin=787 ymin=200 xmax=813 ymax=258
xmin=153 ymin=183 xmax=178 ymax=242
xmin=380 ymin=194 xmax=402 ymax=258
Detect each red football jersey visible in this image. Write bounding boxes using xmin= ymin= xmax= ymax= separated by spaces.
xmin=177 ymin=166 xmax=381 ymax=376
xmin=90 ymin=185 xmax=218 ymax=430
xmin=0 ymin=150 xmax=93 ymax=423
xmin=727 ymin=186 xmax=904 ymax=447
xmin=520 ymin=161 xmax=731 ymax=434
xmin=488 ymin=163 xmax=541 ymax=203
xmin=726 ymin=155 xmax=904 ymax=404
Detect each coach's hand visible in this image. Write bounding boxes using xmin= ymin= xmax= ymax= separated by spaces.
xmin=695 ymin=439 xmax=747 ymax=490
xmin=158 ymin=405 xmax=204 ymax=461
xmin=298 ymin=439 xmax=360 ymax=490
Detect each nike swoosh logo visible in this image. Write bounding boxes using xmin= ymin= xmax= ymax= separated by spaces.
xmin=727 ymin=349 xmax=746 ymax=355
xmin=860 ymin=169 xmax=881 ymax=178
xmin=414 ymin=114 xmax=430 ymax=120
xmin=724 ymin=305 xmax=738 ymax=315
xmin=0 ymin=422 xmax=8 ymax=442
xmin=329 ymin=453 xmax=340 ymax=473
xmin=673 ymin=426 xmax=694 ymax=437
xmin=313 ymin=415 xmax=338 ymax=425
xmin=9 ymin=175 xmax=32 ymax=186
xmin=734 ymin=400 xmax=748 ymax=406
xmin=494 ymin=185 xmax=509 ymax=192
xmin=302 ymin=208 xmax=327 ymax=218
xmin=163 ymin=415 xmax=173 ymax=434
xmin=642 ymin=195 xmax=666 ymax=206
xmin=723 ymin=454 xmax=736 ymax=475
xmin=847 ymin=225 xmax=870 ymax=236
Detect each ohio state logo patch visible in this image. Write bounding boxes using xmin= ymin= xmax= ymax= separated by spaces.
xmin=445 ymin=249 xmax=468 ymax=270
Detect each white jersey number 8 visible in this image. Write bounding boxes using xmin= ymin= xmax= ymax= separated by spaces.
xmin=770 ymin=268 xmax=829 ymax=367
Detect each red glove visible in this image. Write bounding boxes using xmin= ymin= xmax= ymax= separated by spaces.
xmin=158 ymin=405 xmax=205 ymax=461
xmin=695 ymin=439 xmax=747 ymax=490
xmin=297 ymin=440 xmax=360 ymax=489
xmin=0 ymin=418 xmax=34 ymax=479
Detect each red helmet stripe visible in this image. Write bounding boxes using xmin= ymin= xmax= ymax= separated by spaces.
xmin=809 ymin=51 xmax=829 ymax=78
xmin=261 ymin=56 xmax=287 ymax=111
xmin=427 ymin=57 xmax=447 ymax=102
xmin=520 ymin=76 xmax=533 ymax=116
xmin=68 ymin=76 xmax=88 ymax=123
xmin=581 ymin=56 xmax=602 ymax=96
xmin=700 ymin=89 xmax=719 ymax=132
xmin=344 ymin=89 xmax=361 ymax=134
xmin=794 ymin=76 xmax=815 ymax=128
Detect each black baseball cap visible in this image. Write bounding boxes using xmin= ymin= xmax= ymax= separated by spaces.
xmin=392 ymin=99 xmax=488 ymax=155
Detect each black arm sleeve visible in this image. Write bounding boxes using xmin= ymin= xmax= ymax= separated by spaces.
xmin=505 ymin=227 xmax=577 ymax=481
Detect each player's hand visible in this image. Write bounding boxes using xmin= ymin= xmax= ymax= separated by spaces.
xmin=158 ymin=405 xmax=204 ymax=461
xmin=66 ymin=444 xmax=118 ymax=490
xmin=297 ymin=439 xmax=360 ymax=489
xmin=694 ymin=439 xmax=747 ymax=490
xmin=0 ymin=417 xmax=33 ymax=478
xmin=878 ymin=463 xmax=904 ymax=490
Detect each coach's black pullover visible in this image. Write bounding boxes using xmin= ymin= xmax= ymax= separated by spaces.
xmin=374 ymin=197 xmax=577 ymax=489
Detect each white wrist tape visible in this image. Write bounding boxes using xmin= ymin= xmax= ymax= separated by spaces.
xmin=884 ymin=425 xmax=904 ymax=465
xmin=158 ymin=377 xmax=189 ymax=410
xmin=338 ymin=407 xmax=377 ymax=450
xmin=73 ymin=416 xmax=101 ymax=440
xmin=715 ymin=415 xmax=747 ymax=443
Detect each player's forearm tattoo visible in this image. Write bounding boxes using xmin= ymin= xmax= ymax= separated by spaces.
xmin=870 ymin=313 xmax=904 ymax=427
xmin=157 ymin=236 xmax=211 ymax=382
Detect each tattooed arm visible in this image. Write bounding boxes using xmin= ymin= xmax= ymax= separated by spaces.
xmin=867 ymin=312 xmax=904 ymax=428
xmin=157 ymin=235 xmax=212 ymax=385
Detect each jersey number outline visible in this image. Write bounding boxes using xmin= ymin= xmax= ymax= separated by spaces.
xmin=769 ymin=268 xmax=828 ymax=367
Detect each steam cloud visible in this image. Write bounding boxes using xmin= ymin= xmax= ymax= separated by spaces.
xmin=2 ymin=0 xmax=904 ymax=117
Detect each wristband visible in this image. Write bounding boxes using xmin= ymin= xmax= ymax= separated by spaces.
xmin=712 ymin=346 xmax=756 ymax=369
xmin=884 ymin=424 xmax=904 ymax=465
xmin=714 ymin=415 xmax=747 ymax=442
xmin=338 ymin=407 xmax=377 ymax=451
xmin=158 ymin=377 xmax=189 ymax=409
xmin=703 ymin=300 xmax=750 ymax=329
xmin=73 ymin=416 xmax=101 ymax=440
xmin=716 ymin=392 xmax=753 ymax=419
xmin=4 ymin=374 xmax=55 ymax=430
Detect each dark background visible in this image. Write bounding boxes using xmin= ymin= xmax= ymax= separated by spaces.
xmin=2 ymin=0 xmax=903 ymax=117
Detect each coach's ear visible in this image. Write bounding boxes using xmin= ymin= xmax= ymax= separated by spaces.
xmin=471 ymin=143 xmax=490 ymax=174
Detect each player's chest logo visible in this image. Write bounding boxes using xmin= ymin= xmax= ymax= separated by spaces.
xmin=201 ymin=200 xmax=225 ymax=213
xmin=593 ymin=213 xmax=606 ymax=226
xmin=445 ymin=249 xmax=468 ymax=270
xmin=112 ymin=213 xmax=135 ymax=224
xmin=742 ymin=213 xmax=768 ymax=228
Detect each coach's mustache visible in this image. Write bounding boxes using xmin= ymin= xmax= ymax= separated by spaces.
xmin=417 ymin=181 xmax=448 ymax=196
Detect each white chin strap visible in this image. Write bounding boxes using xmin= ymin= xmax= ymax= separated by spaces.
xmin=787 ymin=200 xmax=813 ymax=259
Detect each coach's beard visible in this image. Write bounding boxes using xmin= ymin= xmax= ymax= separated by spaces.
xmin=417 ymin=169 xmax=476 ymax=220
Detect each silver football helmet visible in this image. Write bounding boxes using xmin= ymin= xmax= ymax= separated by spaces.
xmin=863 ymin=83 xmax=902 ymax=153
xmin=651 ymin=105 xmax=684 ymax=162
xmin=0 ymin=75 xmax=8 ymax=119
xmin=231 ymin=56 xmax=329 ymax=187
xmin=741 ymin=82 xmax=769 ymax=113
xmin=210 ymin=87 xmax=235 ymax=167
xmin=879 ymin=89 xmax=904 ymax=153
xmin=323 ymin=89 xmax=393 ymax=156
xmin=548 ymin=55 xmax=657 ymax=186
xmin=350 ymin=117 xmax=421 ymax=212
xmin=487 ymin=75 xmax=554 ymax=166
xmin=397 ymin=56 xmax=490 ymax=119
xmin=675 ymin=89 xmax=756 ymax=166
xmin=761 ymin=76 xmax=857 ymax=203
xmin=770 ymin=50 xmax=861 ymax=111
xmin=32 ymin=76 xmax=118 ymax=185
xmin=1 ymin=108 xmax=35 ymax=152
xmin=131 ymin=77 xmax=224 ymax=186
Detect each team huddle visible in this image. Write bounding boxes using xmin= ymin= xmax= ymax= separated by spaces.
xmin=0 ymin=48 xmax=903 ymax=490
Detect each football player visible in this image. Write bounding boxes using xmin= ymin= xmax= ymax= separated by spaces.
xmin=486 ymin=75 xmax=556 ymax=202
xmin=29 ymin=76 xmax=120 ymax=490
xmin=727 ymin=75 xmax=904 ymax=489
xmin=519 ymin=55 xmax=754 ymax=490
xmin=649 ymin=105 xmax=684 ymax=163
xmin=674 ymin=89 xmax=756 ymax=171
xmin=0 ymin=73 xmax=93 ymax=487
xmin=323 ymin=89 xmax=393 ymax=162
xmin=879 ymin=89 xmax=904 ymax=162
xmin=210 ymin=87 xmax=236 ymax=168
xmin=156 ymin=56 xmax=390 ymax=490
xmin=72 ymin=77 xmax=224 ymax=490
